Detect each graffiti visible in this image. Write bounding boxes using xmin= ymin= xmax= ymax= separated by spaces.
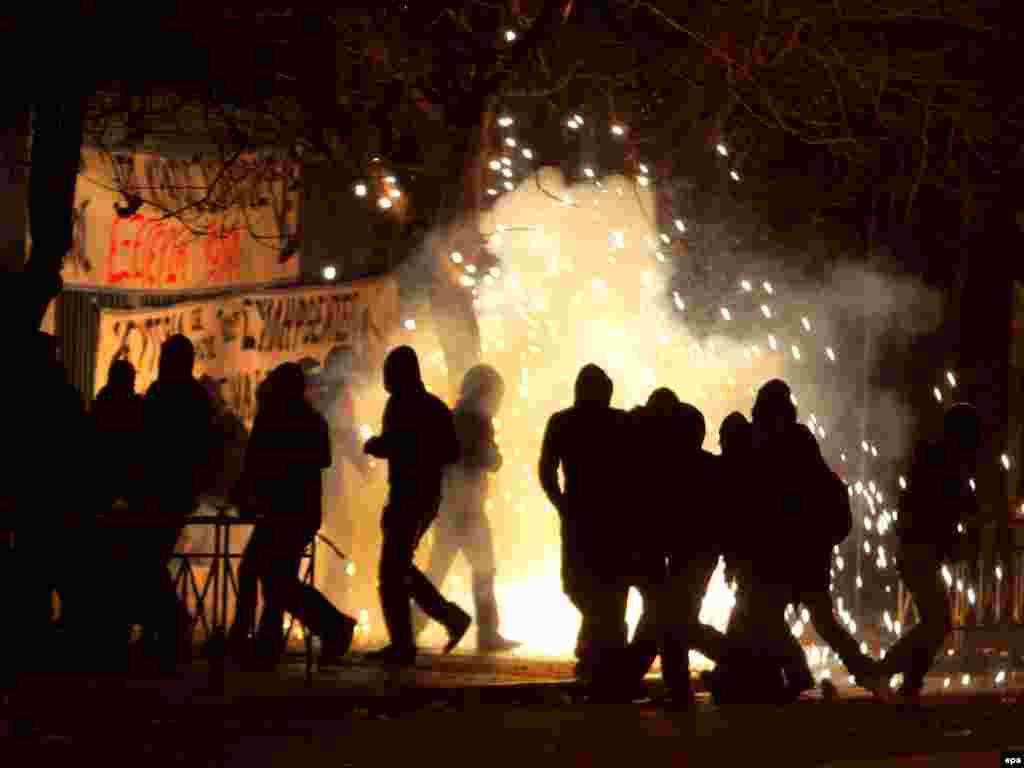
xmin=58 ymin=148 xmax=300 ymax=292
xmin=107 ymin=213 xmax=243 ymax=288
xmin=96 ymin=277 xmax=402 ymax=422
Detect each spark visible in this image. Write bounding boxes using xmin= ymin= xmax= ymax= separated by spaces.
xmin=674 ymin=219 xmax=686 ymax=232
xmin=377 ymin=197 xmax=393 ymax=209
xmin=761 ymin=304 xmax=772 ymax=318
xmin=741 ymin=279 xmax=752 ymax=292
xmin=611 ymin=124 xmax=626 ymax=136
xmin=522 ymin=148 xmax=534 ymax=159
xmin=450 ymin=252 xmax=464 ymax=264
xmin=489 ymin=160 xmax=503 ymax=171
xmin=354 ymin=183 xmax=367 ymax=197
xmin=730 ymin=170 xmax=740 ymax=181
xmin=716 ymin=143 xmax=729 ymax=157
xmin=826 ymin=347 xmax=836 ymax=361
xmin=720 ymin=307 xmax=732 ymax=321
xmin=947 ymin=371 xmax=957 ymax=387
xmin=504 ymin=29 xmax=517 ymax=42
xmin=801 ymin=317 xmax=811 ymax=331
xmin=506 ymin=137 xmax=517 ymax=147
xmin=321 ymin=265 xmax=337 ymax=281
xmin=403 ymin=318 xmax=416 ymax=331
xmin=498 ymin=116 xmax=514 ymax=127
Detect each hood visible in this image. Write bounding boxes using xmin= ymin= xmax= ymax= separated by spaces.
xmin=719 ymin=411 xmax=752 ymax=456
xmin=107 ymin=359 xmax=137 ymax=395
xmin=752 ymin=378 xmax=796 ymax=427
xmin=458 ymin=364 xmax=504 ymax=415
xmin=678 ymin=402 xmax=706 ymax=450
xmin=158 ymin=334 xmax=196 ymax=383
xmin=645 ymin=387 xmax=680 ymax=419
xmin=261 ymin=362 xmax=307 ymax=412
xmin=383 ymin=346 xmax=424 ymax=394
xmin=574 ymin=364 xmax=612 ymax=407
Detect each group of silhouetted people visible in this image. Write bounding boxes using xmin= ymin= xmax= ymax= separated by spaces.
xmin=6 ymin=332 xmax=981 ymax=708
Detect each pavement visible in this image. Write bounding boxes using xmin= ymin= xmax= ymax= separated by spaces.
xmin=4 ymin=650 xmax=1024 ymax=767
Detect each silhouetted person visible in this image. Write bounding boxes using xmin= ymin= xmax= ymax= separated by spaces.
xmin=750 ymin=379 xmax=886 ymax=698
xmin=539 ymin=364 xmax=631 ymax=685
xmin=92 ymin=360 xmax=146 ymax=512
xmin=416 ymin=364 xmax=521 ymax=652
xmin=879 ymin=403 xmax=981 ymax=701
xmin=364 ymin=346 xmax=469 ymax=665
xmin=13 ymin=332 xmax=90 ymax=660
xmin=199 ymin=375 xmax=249 ymax=505
xmin=708 ymin=408 xmax=815 ymax=705
xmin=228 ymin=363 xmax=356 ymax=666
xmin=140 ymin=334 xmax=215 ymax=666
xmin=622 ymin=393 xmax=730 ymax=706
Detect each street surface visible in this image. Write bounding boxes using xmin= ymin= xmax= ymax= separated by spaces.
xmin=3 ymin=652 xmax=1022 ymax=767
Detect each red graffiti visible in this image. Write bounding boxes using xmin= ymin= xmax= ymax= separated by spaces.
xmin=108 ymin=213 xmax=243 ymax=289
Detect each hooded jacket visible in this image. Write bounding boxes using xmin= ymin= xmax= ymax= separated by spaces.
xmin=143 ymin=336 xmax=216 ymax=506
xmin=242 ymin=363 xmax=331 ymax=528
xmin=453 ymin=365 xmax=503 ymax=476
xmin=92 ymin=369 xmax=147 ymax=505
xmin=370 ymin=346 xmax=460 ymax=503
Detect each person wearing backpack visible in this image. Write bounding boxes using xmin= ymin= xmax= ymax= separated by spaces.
xmin=751 ymin=380 xmax=891 ymax=700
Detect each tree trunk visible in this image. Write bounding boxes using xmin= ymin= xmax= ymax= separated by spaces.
xmin=21 ymin=97 xmax=87 ymax=333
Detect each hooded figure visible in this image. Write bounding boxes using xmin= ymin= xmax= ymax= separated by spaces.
xmin=363 ymin=346 xmax=469 ymax=665
xmin=878 ymin=402 xmax=981 ymax=701
xmin=415 ymin=364 xmax=520 ymax=652
xmin=747 ymin=378 xmax=885 ymax=700
xmin=538 ymin=364 xmax=631 ymax=689
xmin=138 ymin=334 xmax=216 ymax=667
xmin=92 ymin=360 xmax=147 ymax=509
xmin=619 ymin=393 xmax=729 ymax=706
xmin=229 ymin=362 xmax=356 ymax=666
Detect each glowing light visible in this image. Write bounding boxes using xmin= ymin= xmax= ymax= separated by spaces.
xmin=768 ymin=335 xmax=777 ymax=351
xmin=730 ymin=170 xmax=740 ymax=181
xmin=488 ymin=188 xmax=498 ymax=196
xmin=741 ymin=280 xmax=752 ymax=292
xmin=522 ymin=149 xmax=534 ymax=160
xmin=674 ymin=219 xmax=686 ymax=233
xmin=1001 ymin=453 xmax=1011 ymax=470
xmin=933 ymin=387 xmax=942 ymax=402
xmin=498 ymin=116 xmax=514 ymax=127
xmin=611 ymin=124 xmax=626 ymax=136
xmin=996 ymin=670 xmax=1007 ymax=684
xmin=459 ymin=275 xmax=476 ymax=287
xmin=610 ymin=231 xmax=625 ymax=249
xmin=947 ymin=371 xmax=957 ymax=387
xmin=962 ymin=674 xmax=971 ymax=686
xmin=716 ymin=143 xmax=729 ymax=157
xmin=359 ymin=425 xmax=372 ymax=440
xmin=450 ymin=252 xmax=464 ymax=264
xmin=501 ymin=168 xmax=513 ymax=179
xmin=969 ymin=478 xmax=976 ymax=491
xmin=322 ymin=265 xmax=337 ymax=281
xmin=826 ymin=347 xmax=836 ymax=362
xmin=403 ymin=318 xmax=416 ymax=331
xmin=505 ymin=137 xmax=517 ymax=147
xmin=567 ymin=119 xmax=579 ymax=130
xmin=354 ymin=183 xmax=367 ymax=197
xmin=389 ymin=189 xmax=401 ymax=199
xmin=489 ymin=160 xmax=503 ymax=171
xmin=384 ymin=176 xmax=397 ymax=183
xmin=763 ymin=281 xmax=774 ymax=294
xmin=504 ymin=181 xmax=514 ymax=191
xmin=639 ymin=164 xmax=649 ymax=174
xmin=573 ymin=114 xmax=584 ymax=125
xmin=801 ymin=317 xmax=811 ymax=331
xmin=791 ymin=345 xmax=801 ymax=361
xmin=502 ymin=158 xmax=512 ymax=166
xmin=720 ymin=307 xmax=732 ymax=321
xmin=996 ymin=565 xmax=1003 ymax=581
xmin=583 ymin=167 xmax=595 ymax=178
xmin=637 ymin=176 xmax=650 ymax=187
xmin=345 ymin=562 xmax=356 ymax=577
xmin=673 ymin=292 xmax=685 ymax=311
xmin=466 ymin=264 xmax=478 ymax=274
xmin=378 ymin=197 xmax=393 ymax=210
xmin=899 ymin=476 xmax=907 ymax=489
xmin=944 ymin=677 xmax=951 ymax=688
xmin=792 ymin=620 xmax=804 ymax=638
xmin=504 ymin=29 xmax=517 ymax=42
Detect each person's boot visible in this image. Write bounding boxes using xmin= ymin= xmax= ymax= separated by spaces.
xmin=473 ymin=572 xmax=521 ymax=653
xmin=443 ymin=604 xmax=472 ymax=654
xmin=366 ymin=586 xmax=417 ymax=665
xmin=854 ymin=660 xmax=897 ymax=703
xmin=320 ymin=615 xmax=358 ymax=666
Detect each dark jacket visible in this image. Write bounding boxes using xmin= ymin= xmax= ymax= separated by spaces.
xmin=242 ymin=401 xmax=331 ymax=530
xmin=898 ymin=439 xmax=976 ymax=560
xmin=91 ymin=384 xmax=147 ymax=505
xmin=144 ymin=378 xmax=215 ymax=508
xmin=369 ymin=348 xmax=459 ymax=505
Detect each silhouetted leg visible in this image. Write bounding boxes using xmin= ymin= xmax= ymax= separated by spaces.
xmin=256 ymin=534 xmax=303 ymax=658
xmin=231 ymin=527 xmax=271 ymax=644
xmin=803 ymin=589 xmax=874 ymax=679
xmin=414 ymin=502 xmax=460 ymax=637
xmin=880 ymin=551 xmax=950 ymax=692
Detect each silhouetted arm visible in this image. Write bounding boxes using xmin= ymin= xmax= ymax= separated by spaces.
xmin=364 ymin=399 xmax=395 ymax=458
xmin=538 ymin=415 xmax=566 ymax=514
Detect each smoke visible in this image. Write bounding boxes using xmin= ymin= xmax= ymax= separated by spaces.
xmin=329 ymin=166 xmax=944 ymax=657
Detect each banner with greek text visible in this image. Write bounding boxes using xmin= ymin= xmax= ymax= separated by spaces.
xmin=94 ymin=276 xmax=400 ymax=425
xmin=39 ymin=148 xmax=300 ymax=293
